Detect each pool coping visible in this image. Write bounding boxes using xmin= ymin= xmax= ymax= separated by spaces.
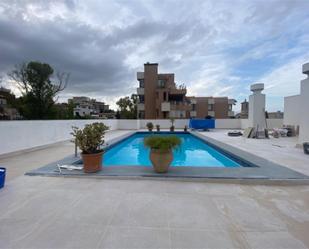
xmin=25 ymin=130 xmax=309 ymax=183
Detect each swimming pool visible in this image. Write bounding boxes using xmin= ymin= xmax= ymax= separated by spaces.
xmin=103 ymin=132 xmax=241 ymax=167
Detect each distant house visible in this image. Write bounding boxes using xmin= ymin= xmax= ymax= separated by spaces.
xmin=68 ymin=96 xmax=113 ymax=118
xmin=236 ymin=99 xmax=283 ymax=119
xmin=0 ymin=87 xmax=22 ymax=120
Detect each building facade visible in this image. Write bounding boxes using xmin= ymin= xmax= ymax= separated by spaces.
xmin=136 ymin=63 xmax=236 ymax=119
xmin=0 ymin=87 xmax=21 ymax=120
xmin=68 ymin=96 xmax=111 ymax=118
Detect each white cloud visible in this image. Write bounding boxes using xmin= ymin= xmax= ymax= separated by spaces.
xmin=0 ymin=0 xmax=308 ymax=110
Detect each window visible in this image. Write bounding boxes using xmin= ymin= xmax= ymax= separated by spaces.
xmin=208 ymin=104 xmax=214 ymax=111
xmin=163 ymin=92 xmax=167 ymax=101
xmin=157 ymin=80 xmax=165 ymax=88
xmin=228 ymin=104 xmax=232 ymax=111
xmin=139 ymin=79 xmax=144 ymax=88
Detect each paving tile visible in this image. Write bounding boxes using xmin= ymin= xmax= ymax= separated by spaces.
xmin=0 ymin=217 xmax=50 ymax=249
xmin=170 ymin=229 xmax=247 ymax=249
xmin=92 ymin=179 xmax=198 ymax=195
xmin=244 ymin=231 xmax=307 ymax=249
xmin=272 ymin=199 xmax=309 ymax=223
xmin=166 ymin=193 xmax=229 ymax=230
xmin=56 ymin=190 xmax=122 ymax=225
xmin=110 ymin=192 xmax=169 ymax=228
xmin=1 ymin=189 xmax=83 ymax=222
xmin=14 ymin=220 xmax=105 ymax=249
xmin=193 ymin=183 xmax=245 ymax=196
xmin=98 ymin=226 xmax=170 ymax=249
xmin=213 ymin=196 xmax=287 ymax=232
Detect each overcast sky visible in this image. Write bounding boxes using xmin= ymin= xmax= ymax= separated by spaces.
xmin=0 ymin=0 xmax=308 ymax=111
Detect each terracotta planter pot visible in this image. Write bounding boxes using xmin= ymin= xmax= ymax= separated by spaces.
xmin=81 ymin=151 xmax=103 ymax=173
xmin=149 ymin=149 xmax=173 ymax=173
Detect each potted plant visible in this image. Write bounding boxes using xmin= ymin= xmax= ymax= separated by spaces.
xmin=0 ymin=167 xmax=6 ymax=189
xmin=184 ymin=125 xmax=188 ymax=132
xmin=303 ymin=142 xmax=309 ymax=155
xmin=144 ymin=135 xmax=181 ymax=173
xmin=170 ymin=118 xmax=175 ymax=132
xmin=156 ymin=124 xmax=160 ymax=132
xmin=146 ymin=122 xmax=154 ymax=132
xmin=71 ymin=122 xmax=109 ymax=173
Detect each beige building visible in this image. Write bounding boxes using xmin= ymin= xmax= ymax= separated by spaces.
xmin=136 ymin=63 xmax=236 ymax=119
xmin=68 ymin=96 xmax=110 ymax=118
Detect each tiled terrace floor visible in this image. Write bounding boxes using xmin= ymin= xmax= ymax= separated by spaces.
xmin=198 ymin=130 xmax=309 ymax=177
xmin=1 ymin=129 xmax=309 ymax=248
xmin=1 ymin=176 xmax=309 ymax=248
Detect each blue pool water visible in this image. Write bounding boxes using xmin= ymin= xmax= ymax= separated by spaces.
xmin=103 ymin=132 xmax=240 ymax=167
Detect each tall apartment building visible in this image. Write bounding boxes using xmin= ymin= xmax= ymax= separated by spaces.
xmin=136 ymin=63 xmax=236 ymax=119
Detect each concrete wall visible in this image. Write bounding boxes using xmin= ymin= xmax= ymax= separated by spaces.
xmin=284 ymin=95 xmax=300 ymax=126
xmin=241 ymin=118 xmax=283 ymax=129
xmin=299 ymin=74 xmax=309 ymax=144
xmin=215 ymin=119 xmax=240 ymax=129
xmin=117 ymin=119 xmax=139 ymax=130
xmin=0 ymin=118 xmax=284 ymax=156
xmin=266 ymin=119 xmax=283 ymax=129
xmin=139 ymin=119 xmax=188 ymax=129
xmin=0 ymin=120 xmax=118 ymax=156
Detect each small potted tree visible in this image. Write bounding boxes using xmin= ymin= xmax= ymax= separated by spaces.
xmin=144 ymin=136 xmax=181 ymax=173
xmin=170 ymin=118 xmax=175 ymax=132
xmin=71 ymin=122 xmax=109 ymax=173
xmin=156 ymin=124 xmax=160 ymax=132
xmin=146 ymin=122 xmax=154 ymax=132
xmin=184 ymin=125 xmax=188 ymax=132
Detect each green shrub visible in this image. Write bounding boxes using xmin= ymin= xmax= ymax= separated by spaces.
xmin=146 ymin=122 xmax=154 ymax=131
xmin=170 ymin=118 xmax=175 ymax=131
xmin=71 ymin=122 xmax=109 ymax=154
xmin=144 ymin=135 xmax=181 ymax=152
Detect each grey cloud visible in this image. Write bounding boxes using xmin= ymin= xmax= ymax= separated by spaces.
xmin=0 ymin=0 xmax=308 ymax=110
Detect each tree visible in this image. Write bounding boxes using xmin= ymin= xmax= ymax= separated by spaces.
xmin=8 ymin=61 xmax=69 ymax=119
xmin=116 ymin=94 xmax=138 ymax=119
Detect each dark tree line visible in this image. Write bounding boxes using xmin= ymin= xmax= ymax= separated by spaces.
xmin=116 ymin=94 xmax=138 ymax=119
xmin=8 ymin=61 xmax=70 ymax=119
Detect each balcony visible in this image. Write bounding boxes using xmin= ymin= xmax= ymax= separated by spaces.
xmin=208 ymin=111 xmax=215 ymax=117
xmin=228 ymin=99 xmax=237 ymax=105
xmin=190 ymin=111 xmax=197 ymax=117
xmin=137 ymin=103 xmax=145 ymax=111
xmin=208 ymin=98 xmax=215 ymax=104
xmin=190 ymin=98 xmax=197 ymax=104
xmin=136 ymin=87 xmax=144 ymax=95
xmin=169 ymin=88 xmax=187 ymax=95
xmin=137 ymin=72 xmax=144 ymax=80
xmin=170 ymin=101 xmax=188 ymax=111
xmin=228 ymin=111 xmax=235 ymax=117
xmin=161 ymin=102 xmax=170 ymax=112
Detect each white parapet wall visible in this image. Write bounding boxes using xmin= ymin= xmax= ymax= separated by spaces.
xmin=241 ymin=118 xmax=283 ymax=129
xmin=215 ymin=119 xmax=241 ymax=129
xmin=0 ymin=120 xmax=118 ymax=156
xmin=0 ymin=118 xmax=284 ymax=156
xmin=117 ymin=119 xmax=140 ymax=130
xmin=139 ymin=119 xmax=189 ymax=129
xmin=284 ymin=95 xmax=300 ymax=126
